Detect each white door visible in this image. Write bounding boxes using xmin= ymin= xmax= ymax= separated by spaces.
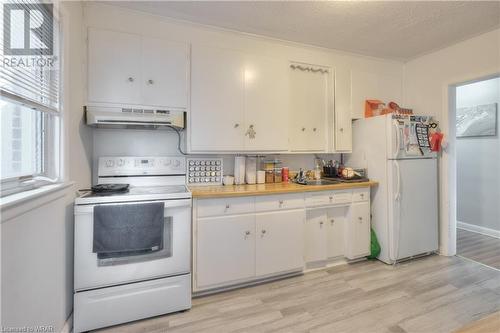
xmin=244 ymin=54 xmax=289 ymax=151
xmin=190 ymin=45 xmax=245 ymax=151
xmin=255 ymin=209 xmax=304 ymax=276
xmin=326 ymin=207 xmax=346 ymax=258
xmin=290 ymin=65 xmax=328 ymax=152
xmin=141 ymin=37 xmax=188 ymax=108
xmin=388 ymin=158 xmax=438 ymax=261
xmin=305 ymin=209 xmax=328 ymax=262
xmin=196 ymin=214 xmax=255 ymax=288
xmin=87 ymin=28 xmax=142 ymax=105
xmin=345 ymin=202 xmax=371 ymax=259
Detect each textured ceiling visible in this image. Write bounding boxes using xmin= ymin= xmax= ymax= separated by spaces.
xmin=109 ymin=1 xmax=500 ymax=61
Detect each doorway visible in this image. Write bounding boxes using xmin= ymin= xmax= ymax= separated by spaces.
xmin=454 ymin=76 xmax=500 ymax=270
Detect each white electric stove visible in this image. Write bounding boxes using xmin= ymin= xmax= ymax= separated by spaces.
xmin=73 ymin=156 xmax=192 ymax=333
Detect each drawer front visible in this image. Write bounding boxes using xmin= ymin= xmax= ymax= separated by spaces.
xmin=330 ymin=191 xmax=353 ymax=204
xmin=197 ymin=197 xmax=255 ymax=217
xmin=255 ymin=193 xmax=304 ymax=212
xmin=352 ymin=188 xmax=369 ymax=202
xmin=305 ymin=192 xmax=330 ymax=207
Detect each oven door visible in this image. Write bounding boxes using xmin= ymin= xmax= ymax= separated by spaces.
xmin=74 ymin=199 xmax=191 ymax=291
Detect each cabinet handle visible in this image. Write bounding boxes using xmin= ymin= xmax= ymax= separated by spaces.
xmin=127 ymin=77 xmax=134 ymax=82
xmin=225 ymin=204 xmax=230 ymax=211
xmin=234 ymin=123 xmax=239 ymax=128
xmin=360 ymin=193 xmax=365 ymax=198
xmin=319 ymin=221 xmax=324 ymax=227
xmin=261 ymin=230 xmax=266 ymax=235
xmin=279 ymin=200 xmax=284 ymax=206
xmin=301 ymin=127 xmax=306 ymax=132
xmin=330 ymin=219 xmax=335 ymax=225
xmin=245 ymin=231 xmax=251 ymax=236
xmin=313 ymin=128 xmax=317 ymax=132
xmin=329 ymin=196 xmax=333 ymax=201
xmin=340 ymin=127 xmax=344 ymax=132
xmin=358 ymin=217 xmax=363 ymax=223
xmin=147 ymin=79 xmax=154 ymax=85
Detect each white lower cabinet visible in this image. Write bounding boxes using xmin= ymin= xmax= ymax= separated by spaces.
xmin=194 ymin=187 xmax=371 ymax=292
xmin=196 ymin=214 xmax=255 ymax=288
xmin=255 ymin=209 xmax=305 ymax=276
xmin=345 ymin=202 xmax=371 ymax=259
xmin=326 ymin=207 xmax=346 ymax=258
xmin=305 ymin=209 xmax=328 ymax=263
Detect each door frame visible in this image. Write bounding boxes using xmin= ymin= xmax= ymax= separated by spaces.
xmin=441 ymin=71 xmax=499 ymax=256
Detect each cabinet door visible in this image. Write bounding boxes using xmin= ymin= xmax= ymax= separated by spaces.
xmin=141 ymin=37 xmax=188 ymax=108
xmin=244 ymin=55 xmax=289 ymax=151
xmin=304 ymin=209 xmax=328 ymax=263
xmin=334 ymin=68 xmax=352 ymax=152
xmin=326 ymin=207 xmax=346 ymax=258
xmin=255 ymin=209 xmax=304 ymax=276
xmin=196 ymin=215 xmax=255 ymax=288
xmin=345 ymin=202 xmax=371 ymax=259
xmin=290 ymin=66 xmax=329 ymax=152
xmin=190 ymin=45 xmax=245 ymax=151
xmin=88 ymin=28 xmax=142 ymax=105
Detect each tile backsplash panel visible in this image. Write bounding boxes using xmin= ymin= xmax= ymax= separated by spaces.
xmin=92 ymin=129 xmax=340 ymax=184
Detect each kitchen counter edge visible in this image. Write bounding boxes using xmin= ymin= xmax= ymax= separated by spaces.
xmin=189 ymin=181 xmax=378 ymax=198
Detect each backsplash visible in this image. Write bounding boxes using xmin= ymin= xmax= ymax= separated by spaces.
xmin=92 ymin=129 xmax=341 ymax=184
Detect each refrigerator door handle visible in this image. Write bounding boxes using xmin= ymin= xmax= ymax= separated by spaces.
xmin=392 ymin=121 xmax=401 ymax=159
xmin=394 ymin=160 xmax=401 ymax=201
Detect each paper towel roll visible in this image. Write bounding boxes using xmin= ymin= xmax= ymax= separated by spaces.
xmin=245 ymin=157 xmax=257 ymax=184
xmin=234 ymin=156 xmax=246 ymax=185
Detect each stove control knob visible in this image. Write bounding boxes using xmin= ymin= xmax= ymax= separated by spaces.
xmin=163 ymin=159 xmax=172 ymax=166
xmin=117 ymin=159 xmax=125 ymax=167
xmin=173 ymin=160 xmax=181 ymax=168
xmin=105 ymin=160 xmax=115 ymax=167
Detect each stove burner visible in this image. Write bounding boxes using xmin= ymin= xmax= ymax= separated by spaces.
xmin=91 ymin=184 xmax=130 ymax=194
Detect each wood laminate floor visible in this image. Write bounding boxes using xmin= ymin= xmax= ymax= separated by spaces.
xmin=94 ymin=255 xmax=500 ymax=333
xmin=457 ymin=228 xmax=500 ymax=270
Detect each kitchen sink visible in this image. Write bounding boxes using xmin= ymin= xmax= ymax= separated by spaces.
xmin=297 ymin=179 xmax=342 ymax=186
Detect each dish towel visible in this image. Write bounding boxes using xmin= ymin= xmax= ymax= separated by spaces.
xmin=93 ymin=202 xmax=164 ymax=259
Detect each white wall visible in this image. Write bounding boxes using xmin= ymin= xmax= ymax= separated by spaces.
xmin=456 ymin=77 xmax=500 ymax=232
xmin=0 ymin=2 xmax=84 ymax=331
xmin=83 ymin=2 xmax=404 ymax=183
xmin=404 ymin=28 xmax=500 ymax=255
xmin=1 ymin=186 xmax=74 ymax=332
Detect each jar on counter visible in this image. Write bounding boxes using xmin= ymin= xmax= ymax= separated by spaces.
xmin=274 ymin=168 xmax=282 ymax=183
xmin=265 ymin=170 xmax=274 ymax=183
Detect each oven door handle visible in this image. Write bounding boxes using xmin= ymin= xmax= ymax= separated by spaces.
xmin=74 ymin=198 xmax=192 ymax=214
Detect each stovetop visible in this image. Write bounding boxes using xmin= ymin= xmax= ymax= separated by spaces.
xmin=75 ymin=185 xmax=191 ymax=205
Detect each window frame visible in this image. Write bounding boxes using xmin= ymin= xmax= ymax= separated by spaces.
xmin=0 ymin=2 xmax=63 ymax=197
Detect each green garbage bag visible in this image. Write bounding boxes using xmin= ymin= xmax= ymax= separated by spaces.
xmin=367 ymin=227 xmax=381 ymax=259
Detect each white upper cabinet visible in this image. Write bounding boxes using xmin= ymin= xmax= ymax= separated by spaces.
xmin=243 ymin=54 xmax=289 ymax=151
xmin=190 ymin=45 xmax=246 ymax=151
xmin=350 ymin=69 xmax=402 ymax=119
xmin=87 ymin=28 xmax=188 ymax=109
xmin=88 ymin=28 xmax=142 ymax=105
xmin=190 ymin=44 xmax=289 ymax=152
xmin=334 ymin=68 xmax=353 ymax=152
xmin=289 ymin=64 xmax=330 ymax=152
xmin=141 ymin=37 xmax=188 ymax=108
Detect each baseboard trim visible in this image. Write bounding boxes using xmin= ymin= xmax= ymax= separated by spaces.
xmin=61 ymin=312 xmax=72 ymax=333
xmin=458 ymin=221 xmax=500 ymax=239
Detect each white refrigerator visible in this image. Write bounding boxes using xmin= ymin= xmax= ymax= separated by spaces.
xmin=347 ymin=114 xmax=438 ymax=264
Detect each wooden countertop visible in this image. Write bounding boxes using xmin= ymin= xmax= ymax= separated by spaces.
xmin=189 ymin=181 xmax=378 ymax=198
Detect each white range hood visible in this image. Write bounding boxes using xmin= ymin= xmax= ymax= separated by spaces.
xmin=85 ymin=106 xmax=185 ymax=129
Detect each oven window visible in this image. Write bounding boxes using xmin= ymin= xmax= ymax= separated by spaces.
xmin=97 ymin=217 xmax=173 ymax=266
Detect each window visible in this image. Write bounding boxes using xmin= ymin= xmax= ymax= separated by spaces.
xmin=0 ymin=1 xmax=61 ymax=197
